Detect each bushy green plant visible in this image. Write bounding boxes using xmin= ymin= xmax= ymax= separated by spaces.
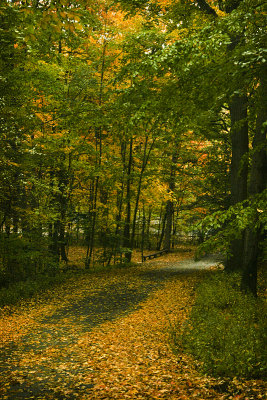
xmin=0 ymin=233 xmax=61 ymax=286
xmin=174 ymin=271 xmax=266 ymax=378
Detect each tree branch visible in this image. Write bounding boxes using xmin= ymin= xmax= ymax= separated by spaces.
xmin=195 ymin=0 xmax=218 ymax=18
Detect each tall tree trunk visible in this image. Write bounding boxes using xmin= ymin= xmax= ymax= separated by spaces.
xmin=195 ymin=0 xmax=246 ymax=270
xmin=130 ymin=136 xmax=155 ymax=256
xmin=157 ymin=208 xmax=166 ymax=251
xmin=241 ymin=74 xmax=267 ymax=295
xmin=58 ymin=167 xmax=69 ymax=263
xmin=85 ymin=39 xmax=106 ymax=268
xmin=141 ymin=203 xmax=146 ymax=262
xmin=130 ymin=159 xmax=145 ymax=251
xmin=123 ymin=138 xmax=133 ymax=262
xmin=156 ymin=205 xmax=164 ymax=250
xmin=85 ymin=177 xmax=99 ymax=268
xmin=85 ymin=181 xmax=95 ymax=268
xmin=163 ymin=151 xmax=178 ymax=251
xmin=163 ymin=200 xmax=174 ymax=251
xmin=130 ymin=137 xmax=155 ymax=251
xmin=106 ymin=143 xmax=126 ymax=266
xmin=146 ymin=205 xmax=152 ymax=250
xmin=221 ymin=0 xmax=249 ymax=271
xmin=48 ymin=171 xmax=59 ymax=264
xmin=226 ymin=94 xmax=249 ymax=271
xmin=59 ymin=220 xmax=68 ymax=262
xmin=108 ymin=180 xmax=124 ymax=265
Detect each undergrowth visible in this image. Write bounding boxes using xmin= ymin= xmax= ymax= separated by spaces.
xmin=0 ymin=261 xmax=135 ymax=308
xmin=172 ymin=270 xmax=267 ymax=379
xmin=0 ymin=270 xmax=75 ymax=308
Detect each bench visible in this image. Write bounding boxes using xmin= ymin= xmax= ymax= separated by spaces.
xmin=142 ymin=249 xmax=169 ymax=262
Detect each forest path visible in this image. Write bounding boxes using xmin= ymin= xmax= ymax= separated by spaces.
xmin=0 ymin=253 xmax=237 ymax=400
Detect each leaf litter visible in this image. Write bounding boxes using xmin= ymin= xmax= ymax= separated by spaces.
xmin=0 ymin=251 xmax=266 ymax=399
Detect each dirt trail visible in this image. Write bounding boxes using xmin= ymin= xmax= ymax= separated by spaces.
xmin=0 ymin=254 xmax=263 ymax=400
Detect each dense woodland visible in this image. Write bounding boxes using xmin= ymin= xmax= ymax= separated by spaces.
xmin=0 ymin=0 xmax=266 ymax=295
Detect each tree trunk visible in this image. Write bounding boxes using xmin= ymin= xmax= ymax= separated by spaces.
xmin=85 ymin=38 xmax=106 ymax=268
xmin=241 ymin=74 xmax=267 ymax=295
xmin=163 ymin=199 xmax=173 ymax=251
xmin=163 ymin=151 xmax=178 ymax=251
xmin=141 ymin=203 xmax=146 ymax=262
xmin=157 ymin=211 xmax=166 ymax=251
xmin=123 ymin=138 xmax=133 ymax=262
xmin=85 ymin=177 xmax=98 ymax=268
xmin=59 ymin=220 xmax=68 ymax=262
xmin=146 ymin=205 xmax=152 ymax=250
xmin=226 ymin=94 xmax=249 ymax=271
xmin=130 ymin=148 xmax=146 ymax=251
xmin=130 ymin=136 xmax=155 ymax=251
xmin=85 ymin=181 xmax=95 ymax=267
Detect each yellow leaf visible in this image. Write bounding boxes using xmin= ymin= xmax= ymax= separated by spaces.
xmin=75 ymin=23 xmax=83 ymax=31
xmin=68 ymin=24 xmax=75 ymax=33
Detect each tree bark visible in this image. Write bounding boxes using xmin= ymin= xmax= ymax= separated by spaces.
xmin=163 ymin=199 xmax=174 ymax=251
xmin=198 ymin=0 xmax=248 ymax=274
xmin=130 ymin=137 xmax=148 ymax=252
xmin=157 ymin=211 xmax=166 ymax=251
xmin=163 ymin=151 xmax=178 ymax=251
xmin=241 ymin=74 xmax=267 ymax=295
xmin=146 ymin=205 xmax=152 ymax=250
xmin=85 ymin=38 xmax=106 ymax=268
xmin=123 ymin=138 xmax=133 ymax=262
xmin=130 ymin=136 xmax=155 ymax=252
xmin=225 ymin=94 xmax=249 ymax=271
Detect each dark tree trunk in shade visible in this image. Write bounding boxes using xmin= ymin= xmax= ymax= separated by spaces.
xmin=157 ymin=210 xmax=166 ymax=251
xmin=163 ymin=151 xmax=178 ymax=251
xmin=123 ymin=138 xmax=133 ymax=262
xmin=225 ymin=94 xmax=249 ymax=271
xmin=163 ymin=199 xmax=174 ymax=251
xmin=241 ymin=74 xmax=267 ymax=295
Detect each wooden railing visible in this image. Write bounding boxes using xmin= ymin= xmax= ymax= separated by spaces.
xmin=142 ymin=249 xmax=168 ymax=262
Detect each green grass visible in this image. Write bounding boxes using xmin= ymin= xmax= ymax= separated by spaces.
xmin=172 ymin=270 xmax=267 ymax=379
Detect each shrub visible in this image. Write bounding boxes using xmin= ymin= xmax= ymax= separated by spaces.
xmin=174 ymin=271 xmax=266 ymax=378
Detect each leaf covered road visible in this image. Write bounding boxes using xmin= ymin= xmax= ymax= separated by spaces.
xmin=0 ymin=254 xmax=265 ymax=399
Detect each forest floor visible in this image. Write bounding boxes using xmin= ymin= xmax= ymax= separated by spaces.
xmin=0 ymin=250 xmax=265 ymax=400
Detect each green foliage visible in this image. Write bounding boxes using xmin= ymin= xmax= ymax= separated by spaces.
xmin=174 ymin=271 xmax=267 ymax=378
xmin=194 ymin=190 xmax=267 ymax=259
xmin=0 ymin=233 xmax=59 ymax=287
xmin=0 ymin=269 xmax=69 ymax=308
